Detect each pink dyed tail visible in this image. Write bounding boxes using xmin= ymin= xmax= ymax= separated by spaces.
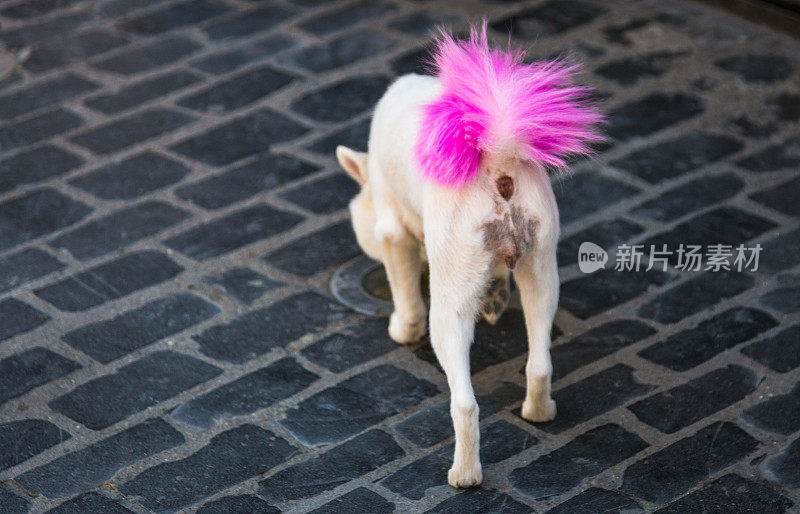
xmin=414 ymin=23 xmax=604 ymax=188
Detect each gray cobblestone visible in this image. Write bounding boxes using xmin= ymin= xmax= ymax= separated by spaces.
xmin=0 ymin=0 xmax=797 ymax=512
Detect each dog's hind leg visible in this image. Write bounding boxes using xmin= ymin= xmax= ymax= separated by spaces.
xmin=378 ymin=223 xmax=427 ymax=344
xmin=515 ymin=247 xmax=558 ymax=422
xmin=480 ymin=263 xmax=510 ymax=325
xmin=426 ymin=223 xmax=493 ymax=488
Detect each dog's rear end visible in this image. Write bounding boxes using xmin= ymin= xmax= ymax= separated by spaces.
xmin=337 ymin=24 xmax=602 ymax=488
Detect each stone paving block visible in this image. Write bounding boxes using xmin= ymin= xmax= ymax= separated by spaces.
xmin=2 ymin=0 xmax=77 ymax=19
xmin=0 ymin=108 xmax=84 ymax=151
xmin=621 ymin=421 xmax=759 ymax=504
xmin=191 ymin=33 xmax=300 ymax=75
xmin=750 ymin=175 xmax=800 ymax=217
xmin=0 ymin=188 xmax=92 ymax=248
xmin=388 ymin=11 xmax=461 ymax=37
xmin=176 ymin=154 xmax=319 ymax=210
xmin=291 ymin=75 xmax=390 ymax=123
xmin=605 ymin=93 xmax=704 ymax=141
xmin=164 ymin=204 xmax=303 ymax=260
xmin=557 ymin=218 xmax=644 ymax=266
xmin=263 ymin=220 xmax=360 ymax=276
xmin=0 ymin=348 xmax=80 ymax=405
xmin=759 ymin=278 xmax=800 ymax=313
xmin=0 ymin=144 xmax=83 ymax=193
xmin=763 ymin=437 xmax=800 ymax=489
xmin=491 ymin=0 xmax=606 ymax=36
xmin=509 ymin=424 xmax=648 ymax=499
xmin=479 ymin=420 xmax=538 ymax=465
xmin=736 ymin=137 xmax=800 ymax=173
xmin=768 ymin=92 xmax=800 ymax=122
xmin=0 ymin=73 xmax=99 ymax=121
xmin=378 ymin=446 xmax=451 ymax=500
xmin=62 ymin=293 xmax=220 ymax=363
xmin=0 ymin=486 xmax=28 ymax=514
xmin=85 ymin=70 xmax=202 ymax=114
xmin=715 ymin=53 xmax=793 ymax=83
xmin=560 ymin=268 xmax=672 ymax=320
xmin=596 ymin=50 xmax=688 ymax=85
xmin=742 ymin=382 xmax=800 ymax=436
xmin=742 ymin=325 xmax=800 ymax=373
xmin=0 ymin=298 xmax=50 ymax=342
xmin=49 ymin=351 xmax=222 ymax=429
xmin=550 ymin=320 xmax=656 ymax=381
xmin=305 ymin=119 xmax=370 ymax=155
xmin=170 ymin=108 xmax=309 ymax=166
xmin=637 ymin=269 xmax=756 ymax=324
xmin=631 ymin=173 xmax=745 ymax=221
xmin=16 ymin=418 xmax=185 ymax=498
xmin=278 ymin=29 xmax=397 ymax=73
xmin=280 ymin=364 xmax=439 ymax=445
xmin=759 ymin=226 xmax=800 ymax=272
xmin=729 ymin=115 xmax=778 ymax=139
xmin=197 ymin=495 xmax=278 ymax=514
xmin=178 ymin=65 xmax=296 ymax=113
xmin=529 ymin=364 xmax=655 ymax=433
xmin=207 ymin=267 xmax=282 ymax=304
xmin=171 ymin=357 xmax=319 ymax=429
xmin=556 ymin=172 xmax=641 ymax=224
xmin=120 ymin=425 xmax=295 ymax=512
xmin=35 ymin=251 xmax=183 ymax=312
xmin=0 ymin=10 xmax=93 ymax=47
xmin=0 ymin=420 xmax=70 ymax=471
xmin=611 ymin=133 xmax=743 ymax=183
xmin=311 ymin=488 xmax=394 ymax=514
xmin=629 ymin=365 xmax=758 ymax=433
xmin=301 ymin=317 xmax=395 ymax=373
xmin=117 ymin=0 xmax=231 ymax=35
xmin=69 ymin=151 xmax=190 ymax=200
xmin=655 ymin=474 xmax=794 ymax=514
xmin=259 ymin=429 xmax=404 ymax=502
xmin=70 ymin=107 xmax=196 ymax=155
xmin=299 ymin=0 xmax=397 ymax=35
xmin=204 ymin=4 xmax=297 ymax=41
xmin=392 ymin=383 xmax=525 ymax=448
xmin=47 ymin=493 xmax=134 ymax=513
xmin=545 ymin=487 xmax=643 ymax=513
xmin=92 ymin=36 xmax=201 ymax=75
xmin=392 ymin=47 xmax=430 ymax=76
xmin=50 ymin=200 xmax=191 ymax=261
xmin=639 ymin=307 xmax=777 ymax=371
xmin=194 ymin=291 xmax=348 ymax=363
xmin=280 ymin=173 xmax=359 ymax=215
xmin=427 ymin=489 xmax=532 ymax=513
xmin=23 ymin=29 xmax=130 ymax=73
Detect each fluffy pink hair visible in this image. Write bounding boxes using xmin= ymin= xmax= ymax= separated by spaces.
xmin=414 ymin=23 xmax=604 ymax=188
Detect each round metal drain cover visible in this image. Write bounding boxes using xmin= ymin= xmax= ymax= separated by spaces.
xmin=331 ymin=255 xmax=393 ymax=316
xmin=331 ymin=255 xmax=430 ymax=316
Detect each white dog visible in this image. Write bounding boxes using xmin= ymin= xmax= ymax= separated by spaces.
xmin=336 ymin=26 xmax=601 ymax=488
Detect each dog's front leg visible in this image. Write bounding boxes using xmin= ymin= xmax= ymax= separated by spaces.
xmin=427 ymin=236 xmax=491 ymax=488
xmin=379 ymin=230 xmax=426 ymax=344
xmin=515 ymin=248 xmax=558 ymax=422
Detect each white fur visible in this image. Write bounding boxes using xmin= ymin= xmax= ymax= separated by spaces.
xmin=337 ymin=74 xmax=560 ymax=488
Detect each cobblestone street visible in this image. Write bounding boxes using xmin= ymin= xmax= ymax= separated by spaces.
xmin=0 ymin=0 xmax=799 ymax=512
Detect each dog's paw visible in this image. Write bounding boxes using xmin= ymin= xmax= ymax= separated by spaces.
xmin=448 ymin=462 xmax=483 ymax=489
xmin=388 ymin=312 xmax=426 ymax=344
xmin=481 ymin=278 xmax=510 ymax=325
xmin=521 ymin=397 xmax=556 ymax=422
